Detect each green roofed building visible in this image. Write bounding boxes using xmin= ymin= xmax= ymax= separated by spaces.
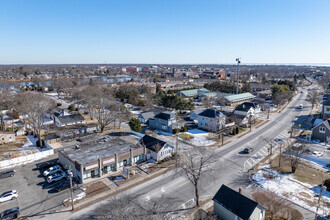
xmin=178 ymin=88 xmax=209 ymax=98
xmin=224 ymin=92 xmax=255 ymax=105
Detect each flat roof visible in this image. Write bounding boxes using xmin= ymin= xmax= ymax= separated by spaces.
xmin=60 ymin=136 xmax=141 ymax=165
xmin=225 ymin=92 xmax=255 ymax=102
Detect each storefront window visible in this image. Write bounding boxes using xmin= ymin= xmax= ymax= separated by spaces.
xmin=118 ymin=161 xmax=124 ymax=167
xmin=83 ymin=171 xmax=91 ymax=180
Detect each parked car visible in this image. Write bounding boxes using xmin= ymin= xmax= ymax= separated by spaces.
xmin=313 ymin=151 xmax=323 ymax=157
xmin=0 ymin=207 xmax=20 ymax=220
xmin=43 ymin=165 xmax=62 ymax=176
xmin=244 ymin=147 xmax=254 ymax=154
xmin=304 ymin=148 xmax=313 ymax=154
xmin=47 ymin=172 xmax=66 ymax=184
xmin=0 ymin=170 xmax=15 ymax=179
xmin=37 ymin=160 xmax=59 ymax=170
xmin=0 ymin=191 xmax=18 ymax=203
xmin=54 ymin=180 xmax=77 ymax=192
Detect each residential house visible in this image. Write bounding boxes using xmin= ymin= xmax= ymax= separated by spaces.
xmin=0 ymin=132 xmax=16 ymax=144
xmin=234 ymin=102 xmax=260 ymax=117
xmin=138 ymin=111 xmax=155 ymax=124
xmin=250 ymin=83 xmax=270 ymax=93
xmin=55 ymin=113 xmax=86 ymax=127
xmin=139 ymin=135 xmax=175 ymax=161
xmin=312 ymin=119 xmax=330 ymax=142
xmin=321 ymin=94 xmax=330 ymax=120
xmin=213 ymin=184 xmax=266 ymax=220
xmin=149 ymin=111 xmax=181 ymax=134
xmin=197 ymin=109 xmax=226 ymax=132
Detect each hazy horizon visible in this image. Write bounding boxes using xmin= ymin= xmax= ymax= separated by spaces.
xmin=1 ymin=0 xmax=329 ymax=65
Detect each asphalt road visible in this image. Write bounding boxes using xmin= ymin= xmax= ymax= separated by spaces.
xmin=65 ymin=86 xmax=318 ymax=219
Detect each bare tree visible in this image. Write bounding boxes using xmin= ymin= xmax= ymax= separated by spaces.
xmin=53 ymin=78 xmax=72 ymax=98
xmin=15 ymin=93 xmax=55 ymax=144
xmin=116 ymin=104 xmax=131 ymax=129
xmin=70 ymin=89 xmax=86 ymax=111
xmin=285 ymin=141 xmax=305 ymax=173
xmin=178 ymin=146 xmax=216 ymax=207
xmin=307 ymin=90 xmax=318 ymax=109
xmin=202 ymin=97 xmax=213 ymax=108
xmin=252 ymin=191 xmax=291 ymax=220
xmin=96 ymin=194 xmax=174 ymax=220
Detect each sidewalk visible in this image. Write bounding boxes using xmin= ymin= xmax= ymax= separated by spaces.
xmin=32 ymin=163 xmax=175 ymax=220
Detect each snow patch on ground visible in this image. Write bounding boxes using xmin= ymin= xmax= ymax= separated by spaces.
xmin=302 ymin=154 xmax=330 ymax=171
xmin=253 ymin=168 xmax=330 ymax=217
xmin=185 ymin=129 xmax=216 ymax=146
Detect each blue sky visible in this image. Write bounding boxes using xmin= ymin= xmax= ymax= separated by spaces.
xmin=0 ymin=0 xmax=329 ymax=64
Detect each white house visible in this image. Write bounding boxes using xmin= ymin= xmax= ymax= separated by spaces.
xmin=234 ymin=102 xmax=260 ymax=118
xmin=197 ymin=109 xmax=226 ymax=132
xmin=139 ymin=135 xmax=175 ymax=161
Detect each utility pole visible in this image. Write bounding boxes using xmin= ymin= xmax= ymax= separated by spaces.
xmin=315 ymin=180 xmax=325 ymax=220
xmin=267 ymin=108 xmax=270 ymax=119
xmin=68 ymin=170 xmax=74 ymax=211
xmin=236 ymin=58 xmax=241 ymax=94
xmin=278 ymin=143 xmax=282 ymax=167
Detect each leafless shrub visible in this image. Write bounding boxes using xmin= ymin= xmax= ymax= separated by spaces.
xmin=252 ymin=191 xmax=290 ymax=220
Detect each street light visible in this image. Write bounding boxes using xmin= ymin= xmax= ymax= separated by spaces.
xmin=236 ymin=58 xmax=241 ymax=94
xmin=67 ymin=170 xmax=74 ymax=211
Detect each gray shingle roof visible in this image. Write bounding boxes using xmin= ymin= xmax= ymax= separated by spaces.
xmin=57 ymin=114 xmax=85 ymax=125
xmin=198 ymin=109 xmax=223 ymax=118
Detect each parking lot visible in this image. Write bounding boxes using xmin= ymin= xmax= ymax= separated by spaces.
xmin=0 ymin=154 xmax=73 ymax=218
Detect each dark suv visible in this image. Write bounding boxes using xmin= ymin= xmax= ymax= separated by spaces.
xmin=0 ymin=170 xmax=15 ymax=179
xmin=0 ymin=207 xmax=20 ymax=219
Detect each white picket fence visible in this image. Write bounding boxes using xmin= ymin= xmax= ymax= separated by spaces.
xmin=0 ymin=148 xmax=54 ymax=169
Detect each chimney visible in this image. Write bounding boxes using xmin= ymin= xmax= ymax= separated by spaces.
xmin=238 ymin=188 xmax=242 ymax=194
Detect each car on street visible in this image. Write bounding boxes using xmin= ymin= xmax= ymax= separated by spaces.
xmin=0 ymin=190 xmax=18 ymax=203
xmin=47 ymin=171 xmax=67 ymax=184
xmin=37 ymin=160 xmax=59 ymax=170
xmin=244 ymin=147 xmax=254 ymax=154
xmin=313 ymin=151 xmax=323 ymax=157
xmin=0 ymin=207 xmax=20 ymax=219
xmin=0 ymin=170 xmax=15 ymax=179
xmin=43 ymin=165 xmax=62 ymax=176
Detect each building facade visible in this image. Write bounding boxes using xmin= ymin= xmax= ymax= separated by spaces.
xmin=58 ymin=137 xmax=146 ymax=183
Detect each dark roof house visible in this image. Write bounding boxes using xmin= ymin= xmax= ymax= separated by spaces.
xmin=213 ymin=184 xmax=265 ymax=220
xmin=198 ymin=109 xmax=223 ymax=118
xmin=55 ymin=113 xmax=86 ymax=127
xmin=235 ymin=102 xmax=258 ymax=112
xmin=139 ymin=135 xmax=166 ymax=153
